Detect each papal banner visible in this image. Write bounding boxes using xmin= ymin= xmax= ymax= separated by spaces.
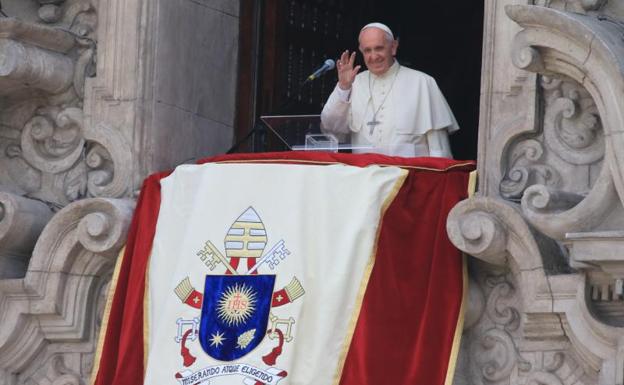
xmin=90 ymin=152 xmax=475 ymax=385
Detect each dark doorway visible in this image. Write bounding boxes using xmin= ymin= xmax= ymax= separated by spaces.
xmin=236 ymin=0 xmax=483 ymax=161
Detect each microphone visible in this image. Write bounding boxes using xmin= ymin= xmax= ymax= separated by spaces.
xmin=305 ymin=59 xmax=335 ymax=82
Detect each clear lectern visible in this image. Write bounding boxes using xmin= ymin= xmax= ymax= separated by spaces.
xmin=260 ymin=115 xmax=374 ymax=152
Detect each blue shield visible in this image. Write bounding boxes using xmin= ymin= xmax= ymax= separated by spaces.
xmin=199 ymin=275 xmax=275 ymax=361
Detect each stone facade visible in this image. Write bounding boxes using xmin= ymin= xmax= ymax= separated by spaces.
xmin=0 ymin=0 xmax=239 ymax=383
xmin=448 ymin=1 xmax=624 ymax=385
xmin=1 ymin=1 xmax=624 ymax=385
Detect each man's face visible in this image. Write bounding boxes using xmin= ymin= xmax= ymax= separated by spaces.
xmin=358 ymin=28 xmax=398 ymax=76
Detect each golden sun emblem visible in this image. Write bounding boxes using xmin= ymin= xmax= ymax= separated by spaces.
xmin=217 ymin=283 xmax=257 ymax=326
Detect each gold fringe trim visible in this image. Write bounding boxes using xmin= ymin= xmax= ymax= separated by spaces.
xmin=332 ymin=168 xmax=409 ymax=385
xmin=444 ymin=254 xmax=468 ymax=385
xmin=88 ymin=246 xmax=126 ymax=385
xmin=444 ymin=170 xmax=476 ymax=383
xmin=468 ymin=170 xmax=477 ymax=197
xmin=143 ymin=258 xmax=151 ymax=373
xmin=213 ymin=158 xmax=475 ymax=172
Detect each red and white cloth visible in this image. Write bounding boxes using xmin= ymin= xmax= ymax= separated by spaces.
xmin=90 ymin=152 xmax=474 ymax=385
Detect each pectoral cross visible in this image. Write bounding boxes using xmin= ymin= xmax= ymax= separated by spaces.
xmin=367 ymin=119 xmax=380 ymax=135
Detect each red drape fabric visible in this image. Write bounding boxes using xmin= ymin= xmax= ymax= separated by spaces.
xmin=339 ymin=163 xmax=470 ymax=385
xmin=92 ymin=152 xmax=474 ymax=385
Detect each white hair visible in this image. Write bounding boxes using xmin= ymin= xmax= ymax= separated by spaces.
xmin=360 ymin=22 xmax=395 ymax=43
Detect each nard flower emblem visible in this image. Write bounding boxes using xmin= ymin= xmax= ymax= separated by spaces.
xmin=237 ymin=329 xmax=256 ymax=349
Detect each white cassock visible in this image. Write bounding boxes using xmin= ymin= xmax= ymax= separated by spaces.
xmin=320 ymin=60 xmax=459 ymax=158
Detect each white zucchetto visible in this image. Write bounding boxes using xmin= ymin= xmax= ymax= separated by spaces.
xmin=360 ymin=22 xmax=394 ymax=40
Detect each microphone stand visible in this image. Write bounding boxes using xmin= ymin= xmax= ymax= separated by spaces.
xmin=226 ymin=79 xmax=317 ymax=154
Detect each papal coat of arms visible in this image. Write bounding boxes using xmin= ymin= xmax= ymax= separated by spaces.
xmin=171 ymin=207 xmax=305 ymax=384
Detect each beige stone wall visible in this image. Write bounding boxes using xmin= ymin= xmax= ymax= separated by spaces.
xmin=147 ymin=0 xmax=238 ymax=172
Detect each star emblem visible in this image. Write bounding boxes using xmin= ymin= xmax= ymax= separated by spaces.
xmin=209 ymin=330 xmax=226 ymax=347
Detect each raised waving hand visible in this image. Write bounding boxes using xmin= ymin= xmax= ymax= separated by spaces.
xmin=337 ymin=50 xmax=361 ymax=90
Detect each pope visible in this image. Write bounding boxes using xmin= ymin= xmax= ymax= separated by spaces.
xmin=321 ymin=22 xmax=459 ymax=158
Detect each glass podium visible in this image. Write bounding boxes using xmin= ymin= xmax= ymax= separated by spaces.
xmin=260 ymin=114 xmax=423 ymax=157
xmin=260 ymin=115 xmax=373 ymax=152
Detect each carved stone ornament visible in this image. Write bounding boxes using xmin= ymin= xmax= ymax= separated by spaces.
xmin=2 ymin=105 xmax=133 ymax=207
xmin=500 ymin=75 xmax=604 ymax=202
xmin=0 ymin=197 xmax=134 ymax=384
xmin=505 ymin=7 xmax=624 ymax=338
xmin=533 ymin=0 xmax=608 ymax=14
xmin=448 ymin=5 xmax=624 ymax=384
xmin=0 ymin=4 xmax=133 ymax=208
xmin=540 ymin=76 xmax=604 ymax=166
xmin=459 ymin=266 xmax=597 ymax=385
xmin=507 ymin=5 xmax=624 ymax=215
xmin=500 ymin=138 xmax=561 ymax=201
xmin=447 ymin=196 xmax=621 ymax=385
